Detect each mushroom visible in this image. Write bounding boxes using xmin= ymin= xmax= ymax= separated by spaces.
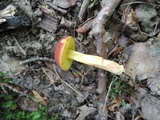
xmin=54 ymin=36 xmax=124 ymax=75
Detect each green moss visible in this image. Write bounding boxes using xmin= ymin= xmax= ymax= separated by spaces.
xmin=0 ymin=90 xmax=57 ymax=120
xmin=0 ymin=72 xmax=57 ymax=120
xmin=109 ymin=77 xmax=135 ymax=98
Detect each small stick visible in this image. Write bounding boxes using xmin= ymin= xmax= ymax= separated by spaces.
xmin=13 ymin=36 xmax=27 ymax=56
xmin=103 ymin=76 xmax=118 ymax=112
xmin=121 ymin=1 xmax=160 ymax=7
xmin=90 ymin=1 xmax=122 ymax=117
xmin=47 ymin=3 xmax=67 ymax=14
xmin=19 ymin=57 xmax=55 ymax=65
xmin=42 ymin=67 xmax=55 ymax=84
xmin=0 ymin=82 xmax=23 ymax=94
xmin=153 ymin=21 xmax=158 ymax=35
xmin=78 ymin=0 xmax=91 ymax=21
xmin=90 ymin=0 xmax=122 ymax=54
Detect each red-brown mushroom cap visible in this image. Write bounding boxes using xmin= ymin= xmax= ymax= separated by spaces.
xmin=54 ymin=36 xmax=76 ymax=71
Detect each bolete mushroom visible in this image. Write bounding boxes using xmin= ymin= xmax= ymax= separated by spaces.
xmin=54 ymin=36 xmax=124 ymax=75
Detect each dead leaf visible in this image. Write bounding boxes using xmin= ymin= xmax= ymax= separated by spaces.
xmin=115 ymin=111 xmax=125 ymax=120
xmin=17 ymin=1 xmax=34 ymax=19
xmin=121 ymin=8 xmax=138 ymax=30
xmin=56 ymin=66 xmax=74 ymax=80
xmin=75 ymin=105 xmax=96 ymax=120
xmin=32 ymin=90 xmax=47 ymax=106
xmin=141 ymin=94 xmax=160 ymax=120
xmin=53 ymin=0 xmax=76 ymax=9
xmin=0 ymin=54 xmax=25 ymax=77
xmin=42 ymin=67 xmax=55 ymax=84
xmin=135 ymin=4 xmax=157 ymax=22
xmin=38 ymin=12 xmax=58 ymax=32
xmin=107 ymin=97 xmax=122 ymax=111
xmin=46 ymin=62 xmax=74 ymax=80
xmin=13 ymin=36 xmax=26 ymax=56
xmin=18 ymin=96 xmax=39 ymax=112
xmin=147 ymin=74 xmax=160 ymax=95
xmin=124 ymin=39 xmax=160 ymax=81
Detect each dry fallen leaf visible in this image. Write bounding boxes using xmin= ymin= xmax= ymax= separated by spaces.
xmin=124 ymin=39 xmax=160 ymax=81
xmin=53 ymin=0 xmax=76 ymax=9
xmin=0 ymin=54 xmax=25 ymax=77
xmin=32 ymin=90 xmax=47 ymax=106
xmin=18 ymin=96 xmax=39 ymax=112
xmin=75 ymin=105 xmax=96 ymax=120
xmin=141 ymin=94 xmax=160 ymax=120
xmin=147 ymin=74 xmax=160 ymax=95
xmin=46 ymin=62 xmax=74 ymax=80
xmin=42 ymin=67 xmax=55 ymax=84
xmin=38 ymin=12 xmax=58 ymax=33
xmin=107 ymin=97 xmax=122 ymax=111
xmin=17 ymin=0 xmax=34 ymax=19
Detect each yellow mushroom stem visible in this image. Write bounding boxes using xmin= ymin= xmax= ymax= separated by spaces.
xmin=67 ymin=50 xmax=125 ymax=75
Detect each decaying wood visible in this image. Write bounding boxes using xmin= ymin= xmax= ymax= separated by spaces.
xmin=0 ymin=3 xmax=31 ymax=31
xmin=97 ymin=69 xmax=108 ymax=118
xmin=38 ymin=12 xmax=58 ymax=32
xmin=0 ymin=4 xmax=16 ymax=18
xmin=97 ymin=41 xmax=108 ymax=119
xmin=47 ymin=2 xmax=67 ymax=14
xmin=38 ymin=6 xmax=59 ymax=32
xmin=19 ymin=57 xmax=55 ymax=65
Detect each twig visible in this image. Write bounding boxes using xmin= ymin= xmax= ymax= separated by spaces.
xmin=96 ymin=31 xmax=107 ymax=119
xmin=0 ymin=82 xmax=23 ymax=94
xmin=90 ymin=0 xmax=122 ymax=54
xmin=47 ymin=3 xmax=67 ymax=14
xmin=78 ymin=0 xmax=91 ymax=21
xmin=153 ymin=21 xmax=158 ymax=35
xmin=121 ymin=1 xmax=160 ymax=7
xmin=13 ymin=36 xmax=27 ymax=56
xmin=19 ymin=57 xmax=55 ymax=65
xmin=87 ymin=1 xmax=122 ymax=118
xmin=103 ymin=76 xmax=118 ymax=112
xmin=42 ymin=67 xmax=55 ymax=84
